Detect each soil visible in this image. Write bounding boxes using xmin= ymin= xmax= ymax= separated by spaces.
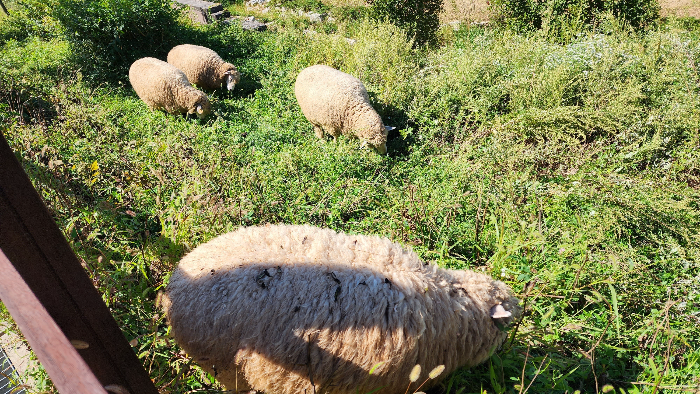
xmin=323 ymin=0 xmax=700 ymax=22
xmin=660 ymin=0 xmax=700 ymax=18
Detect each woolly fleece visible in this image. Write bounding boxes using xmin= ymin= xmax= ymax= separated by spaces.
xmin=167 ymin=44 xmax=241 ymax=91
xmin=164 ymin=224 xmax=520 ymax=394
xmin=294 ymin=65 xmax=389 ymax=154
xmin=128 ymin=57 xmax=211 ymax=118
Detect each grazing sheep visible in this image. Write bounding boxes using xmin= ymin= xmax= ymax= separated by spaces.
xmin=129 ymin=57 xmax=211 ymax=119
xmin=294 ymin=65 xmax=392 ymax=154
xmin=167 ymin=44 xmax=241 ymax=91
xmin=163 ymin=224 xmax=520 ymax=394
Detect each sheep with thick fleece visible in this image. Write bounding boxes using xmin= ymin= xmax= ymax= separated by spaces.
xmin=295 ymin=65 xmax=391 ymax=154
xmin=163 ymin=224 xmax=520 ymax=394
xmin=129 ymin=57 xmax=211 ymax=119
xmin=167 ymin=44 xmax=241 ymax=91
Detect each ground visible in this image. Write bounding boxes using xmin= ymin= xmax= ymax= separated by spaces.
xmin=660 ymin=0 xmax=700 ymax=18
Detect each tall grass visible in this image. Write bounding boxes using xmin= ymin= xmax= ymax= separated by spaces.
xmin=1 ymin=8 xmax=699 ymax=394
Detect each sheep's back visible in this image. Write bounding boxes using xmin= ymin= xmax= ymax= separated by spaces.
xmin=165 ymin=225 xmax=452 ymax=393
xmin=129 ymin=57 xmax=190 ymax=111
xmin=164 ymin=224 xmax=517 ymax=394
xmin=295 ymin=65 xmax=372 ymax=129
xmin=168 ymin=44 xmax=228 ymax=90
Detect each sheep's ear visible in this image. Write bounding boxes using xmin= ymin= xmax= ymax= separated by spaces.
xmin=385 ymin=126 xmax=396 ymax=132
xmin=490 ymin=304 xmax=512 ymax=319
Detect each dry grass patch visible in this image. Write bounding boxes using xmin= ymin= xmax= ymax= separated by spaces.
xmin=322 ymin=0 xmax=699 ymax=22
xmin=321 ymin=0 xmax=491 ymax=21
xmin=660 ymin=0 xmax=700 ymax=18
xmin=441 ymin=0 xmax=490 ymax=22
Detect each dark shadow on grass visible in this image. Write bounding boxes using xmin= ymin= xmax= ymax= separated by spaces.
xmin=370 ymin=95 xmax=414 ymax=159
xmin=69 ymin=21 xmax=270 ymax=92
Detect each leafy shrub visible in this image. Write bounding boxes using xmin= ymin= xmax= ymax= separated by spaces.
xmin=489 ymin=0 xmax=659 ymax=33
xmin=367 ymin=0 xmax=443 ymax=46
xmin=330 ymin=5 xmax=372 ymax=23
xmin=270 ymin=0 xmax=329 ymax=12
xmin=0 ymin=0 xmax=62 ymax=42
xmin=53 ymin=0 xmax=181 ymax=76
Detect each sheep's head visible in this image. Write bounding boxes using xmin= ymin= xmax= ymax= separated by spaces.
xmin=220 ymin=63 xmax=241 ymax=91
xmin=448 ymin=269 xmax=521 ymax=349
xmin=357 ymin=111 xmax=390 ymax=154
xmin=454 ymin=269 xmax=520 ymax=325
xmin=189 ymin=93 xmax=211 ymax=119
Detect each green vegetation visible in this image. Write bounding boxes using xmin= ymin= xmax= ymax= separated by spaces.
xmin=53 ymin=0 xmax=182 ymax=75
xmin=1 ymin=0 xmax=700 ymax=393
xmin=489 ymin=0 xmax=660 ymax=34
xmin=368 ymin=0 xmax=444 ymax=46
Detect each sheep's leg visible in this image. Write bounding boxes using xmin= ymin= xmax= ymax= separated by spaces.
xmin=313 ymin=125 xmax=324 ymax=139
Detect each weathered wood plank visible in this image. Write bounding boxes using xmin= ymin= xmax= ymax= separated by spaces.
xmin=0 ymin=249 xmax=108 ymax=394
xmin=0 ymin=133 xmax=159 ymax=394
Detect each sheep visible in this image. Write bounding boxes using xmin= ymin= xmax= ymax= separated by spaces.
xmin=163 ymin=224 xmax=520 ymax=394
xmin=294 ymin=65 xmax=393 ymax=154
xmin=167 ymin=44 xmax=241 ymax=91
xmin=128 ymin=57 xmax=211 ymax=119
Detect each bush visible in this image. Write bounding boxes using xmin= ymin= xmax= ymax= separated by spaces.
xmin=331 ymin=5 xmax=372 ymax=23
xmin=368 ymin=0 xmax=443 ymax=46
xmin=489 ymin=0 xmax=659 ymax=33
xmin=0 ymin=0 xmax=62 ymax=42
xmin=270 ymin=0 xmax=329 ymax=12
xmin=53 ymin=0 xmax=181 ymax=77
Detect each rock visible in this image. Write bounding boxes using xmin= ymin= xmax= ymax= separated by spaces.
xmin=307 ymin=12 xmax=327 ymax=23
xmin=174 ymin=0 xmax=230 ymax=24
xmin=246 ymin=0 xmax=270 ymax=5
xmin=447 ymin=21 xmax=461 ymax=30
xmin=241 ymin=16 xmax=268 ymax=31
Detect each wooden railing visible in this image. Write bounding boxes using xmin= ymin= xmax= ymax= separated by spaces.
xmin=0 ymin=133 xmax=160 ymax=394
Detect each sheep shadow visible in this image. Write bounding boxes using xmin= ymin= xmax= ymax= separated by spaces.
xmin=165 ymin=255 xmax=513 ymax=394
xmin=367 ymin=94 xmax=414 ymax=159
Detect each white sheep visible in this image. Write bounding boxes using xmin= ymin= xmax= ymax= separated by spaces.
xmin=294 ymin=65 xmax=393 ymax=154
xmin=167 ymin=44 xmax=241 ymax=91
xmin=163 ymin=224 xmax=520 ymax=394
xmin=128 ymin=57 xmax=211 ymax=119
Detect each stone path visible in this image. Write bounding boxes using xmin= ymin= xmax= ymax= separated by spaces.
xmin=174 ymin=0 xmax=231 ymax=24
xmin=0 ymin=326 xmax=33 ymax=394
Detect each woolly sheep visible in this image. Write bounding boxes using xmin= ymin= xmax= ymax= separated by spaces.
xmin=129 ymin=57 xmax=211 ymax=119
xmin=163 ymin=224 xmax=520 ymax=394
xmin=167 ymin=44 xmax=241 ymax=91
xmin=295 ymin=65 xmax=393 ymax=154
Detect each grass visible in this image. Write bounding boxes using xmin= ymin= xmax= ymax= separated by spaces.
xmin=1 ymin=3 xmax=700 ymax=394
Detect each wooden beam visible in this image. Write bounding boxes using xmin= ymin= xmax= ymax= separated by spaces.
xmin=0 ymin=133 xmax=159 ymax=394
xmin=0 ymin=249 xmax=108 ymax=394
